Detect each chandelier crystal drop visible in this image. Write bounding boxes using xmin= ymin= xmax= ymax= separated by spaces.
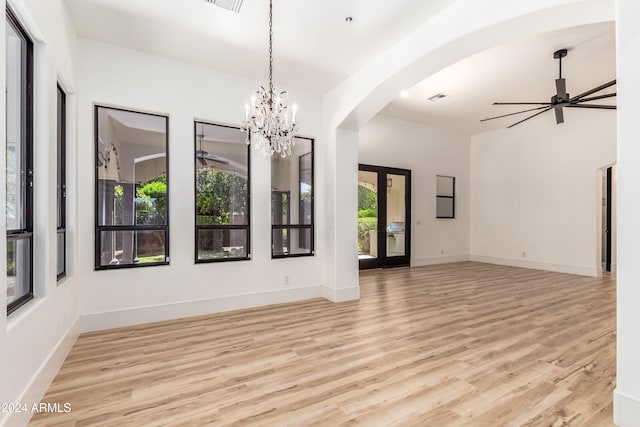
xmin=240 ymin=0 xmax=298 ymax=158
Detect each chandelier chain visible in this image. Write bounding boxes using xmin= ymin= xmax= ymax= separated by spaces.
xmin=240 ymin=0 xmax=298 ymax=158
xmin=268 ymin=0 xmax=273 ymax=105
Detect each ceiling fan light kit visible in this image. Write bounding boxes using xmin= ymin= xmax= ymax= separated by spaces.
xmin=482 ymin=48 xmax=616 ymax=128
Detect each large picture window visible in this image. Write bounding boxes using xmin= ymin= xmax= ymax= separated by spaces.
xmin=194 ymin=122 xmax=250 ymax=262
xmin=57 ymin=84 xmax=66 ymax=280
xmin=6 ymin=7 xmax=34 ymax=314
xmin=271 ymin=137 xmax=314 ymax=257
xmin=95 ymin=106 xmax=169 ymax=269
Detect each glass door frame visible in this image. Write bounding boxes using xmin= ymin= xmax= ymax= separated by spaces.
xmin=358 ymin=164 xmax=411 ymax=270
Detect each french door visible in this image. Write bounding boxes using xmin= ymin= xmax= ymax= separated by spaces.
xmin=358 ymin=164 xmax=411 ymax=269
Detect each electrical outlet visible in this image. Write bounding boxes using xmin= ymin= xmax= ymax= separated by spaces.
xmin=522 ymin=251 xmax=527 ymax=258
xmin=440 ymin=249 xmax=445 ymax=255
xmin=284 ymin=274 xmax=290 ymax=285
xmin=61 ymin=312 xmax=68 ymax=330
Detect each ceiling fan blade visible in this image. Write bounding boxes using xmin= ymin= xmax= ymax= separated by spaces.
xmin=481 ymin=106 xmax=550 ymax=122
xmin=554 ymin=107 xmax=564 ymax=124
xmin=207 ymin=158 xmax=230 ymax=165
xmin=569 ymin=80 xmax=616 ymax=103
xmin=573 ymin=93 xmax=616 ymax=103
xmin=507 ymin=107 xmax=553 ymax=128
xmin=566 ymin=104 xmax=616 ymax=110
xmin=555 ymin=78 xmax=567 ymax=101
xmin=493 ymin=102 xmax=550 ymax=105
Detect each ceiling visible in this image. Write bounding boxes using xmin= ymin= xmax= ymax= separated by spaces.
xmin=381 ymin=21 xmax=616 ymax=135
xmin=64 ymin=0 xmax=455 ymax=94
xmin=65 ymin=2 xmax=615 ymax=136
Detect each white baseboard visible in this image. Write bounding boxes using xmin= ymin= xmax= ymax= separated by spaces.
xmin=80 ymin=285 xmax=325 ymax=333
xmin=470 ymin=255 xmax=598 ymax=277
xmin=2 ymin=319 xmax=79 ymax=427
xmin=614 ymin=389 xmax=640 ymax=426
xmin=322 ymin=285 xmax=360 ymax=302
xmin=411 ymin=255 xmax=471 ymax=267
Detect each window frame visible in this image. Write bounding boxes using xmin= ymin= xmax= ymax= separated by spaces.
xmin=271 ymin=137 xmax=315 ymax=259
xmin=193 ymin=121 xmax=251 ymax=264
xmin=6 ymin=6 xmax=34 ymax=315
xmin=56 ymin=83 xmax=66 ymax=280
xmin=94 ymin=105 xmax=170 ymax=270
xmin=436 ymin=175 xmax=456 ymax=219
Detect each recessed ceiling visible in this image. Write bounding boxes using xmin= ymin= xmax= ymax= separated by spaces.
xmin=64 ymin=0 xmax=456 ymax=94
xmin=381 ymin=21 xmax=616 ymax=136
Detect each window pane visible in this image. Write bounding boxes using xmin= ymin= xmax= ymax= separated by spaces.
xmin=7 ymin=237 xmax=31 ymax=305
xmin=271 ymin=137 xmax=314 ymax=258
xmin=436 ymin=175 xmax=454 ymax=197
xmin=436 ymin=197 xmax=454 ymax=218
xmin=57 ymin=231 xmax=65 ymax=278
xmin=271 ymin=138 xmax=313 ymax=226
xmin=195 ymin=123 xmax=249 ymax=226
xmin=299 ymin=152 xmax=312 ymax=225
xmin=57 ymin=85 xmax=65 ymax=230
xmin=271 ymin=191 xmax=290 ymax=225
xmin=98 ymin=230 xmax=166 ymax=267
xmin=197 ymin=228 xmax=248 ymax=260
xmin=6 ymin=18 xmax=26 ymax=231
xmin=273 ymin=228 xmax=312 ymax=256
xmin=96 ymin=107 xmax=168 ymax=226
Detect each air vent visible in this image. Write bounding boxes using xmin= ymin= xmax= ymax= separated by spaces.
xmin=204 ymin=0 xmax=246 ymax=13
xmin=428 ymin=93 xmax=449 ymax=102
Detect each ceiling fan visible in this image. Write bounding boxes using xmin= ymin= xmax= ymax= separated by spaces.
xmin=481 ymin=48 xmax=616 ymax=128
xmin=196 ymin=132 xmax=231 ymax=168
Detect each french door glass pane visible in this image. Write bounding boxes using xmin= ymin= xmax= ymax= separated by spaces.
xmin=358 ymin=171 xmax=378 ymax=259
xmin=386 ymin=174 xmax=406 ymax=257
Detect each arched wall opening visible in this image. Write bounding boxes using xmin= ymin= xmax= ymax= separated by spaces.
xmin=321 ymin=0 xmax=615 ymax=296
xmin=319 ymin=0 xmax=640 ymax=424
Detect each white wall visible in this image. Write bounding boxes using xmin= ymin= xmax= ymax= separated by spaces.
xmin=324 ymin=0 xmax=613 ymax=299
xmin=615 ymin=0 xmax=640 ymax=423
xmin=0 ymin=1 xmax=79 ymax=426
xmin=358 ymin=114 xmax=470 ymax=265
xmin=470 ymin=111 xmax=616 ymax=276
xmin=76 ymin=39 xmax=328 ymax=332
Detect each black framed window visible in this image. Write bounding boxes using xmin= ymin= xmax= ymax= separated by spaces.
xmin=436 ymin=175 xmax=455 ymax=219
xmin=56 ymin=84 xmax=66 ymax=280
xmin=271 ymin=137 xmax=314 ymax=257
xmin=6 ymin=7 xmax=34 ymax=314
xmin=195 ymin=122 xmax=250 ymax=262
xmin=95 ymin=106 xmax=169 ymax=269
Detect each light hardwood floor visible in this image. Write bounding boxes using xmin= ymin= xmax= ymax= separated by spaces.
xmin=30 ymin=262 xmax=616 ymax=426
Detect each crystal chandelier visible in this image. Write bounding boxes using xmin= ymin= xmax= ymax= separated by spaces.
xmin=240 ymin=0 xmax=298 ymax=158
